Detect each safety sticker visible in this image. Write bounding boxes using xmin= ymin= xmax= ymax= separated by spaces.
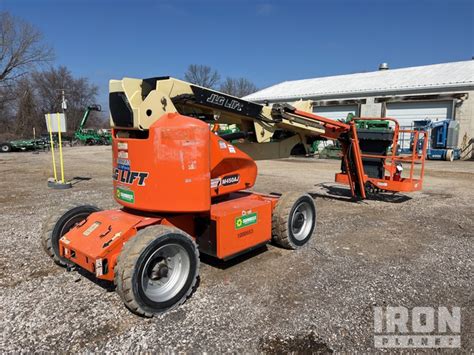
xmin=235 ymin=212 xmax=258 ymax=230
xmin=117 ymin=158 xmax=130 ymax=171
xmin=95 ymin=258 xmax=103 ymax=277
xmin=118 ymin=151 xmax=128 ymax=159
xmin=117 ymin=142 xmax=128 ymax=150
xmin=116 ymin=187 xmax=135 ymax=203
xmin=228 ymin=145 xmax=236 ymax=154
xmin=83 ymin=221 xmax=101 ymax=237
xmin=218 ymin=140 xmax=227 ymax=149
xmin=211 ymin=178 xmax=220 ymax=188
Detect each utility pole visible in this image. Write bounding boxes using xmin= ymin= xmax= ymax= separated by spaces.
xmin=60 ymin=89 xmax=67 ymax=112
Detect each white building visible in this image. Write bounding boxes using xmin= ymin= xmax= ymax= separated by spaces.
xmin=244 ymin=60 xmax=474 ymax=158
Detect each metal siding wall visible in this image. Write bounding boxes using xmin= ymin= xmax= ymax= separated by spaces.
xmin=312 ymin=105 xmax=358 ymax=121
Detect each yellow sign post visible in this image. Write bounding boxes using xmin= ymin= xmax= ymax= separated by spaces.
xmin=46 ymin=113 xmax=58 ymax=182
xmin=46 ymin=112 xmax=72 ymax=189
xmin=56 ymin=112 xmax=66 ymax=183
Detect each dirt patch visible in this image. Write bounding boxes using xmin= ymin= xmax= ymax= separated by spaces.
xmin=259 ymin=332 xmax=333 ymax=353
xmin=0 ymin=148 xmax=472 ymax=352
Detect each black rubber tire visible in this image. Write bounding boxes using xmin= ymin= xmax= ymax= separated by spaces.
xmin=272 ymin=192 xmax=316 ymax=250
xmin=1 ymin=143 xmax=12 ymax=153
xmin=114 ymin=225 xmax=200 ymax=317
xmin=42 ymin=205 xmax=101 ymax=267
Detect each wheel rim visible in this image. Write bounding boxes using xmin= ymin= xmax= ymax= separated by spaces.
xmin=1 ymin=146 xmax=8 ymax=151
xmin=291 ymin=201 xmax=314 ymax=241
xmin=141 ymin=243 xmax=190 ymax=303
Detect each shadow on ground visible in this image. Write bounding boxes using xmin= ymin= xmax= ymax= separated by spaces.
xmin=200 ymin=244 xmax=268 ymax=270
xmin=313 ymin=183 xmax=412 ymax=203
xmin=71 ymin=176 xmax=92 ymax=186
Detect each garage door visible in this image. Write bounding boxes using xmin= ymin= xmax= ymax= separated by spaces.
xmin=386 ymin=101 xmax=453 ymax=128
xmin=386 ymin=101 xmax=453 ymax=152
xmin=313 ymin=105 xmax=358 ymax=121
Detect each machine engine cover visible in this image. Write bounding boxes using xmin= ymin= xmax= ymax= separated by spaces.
xmin=113 ymin=113 xmax=211 ymax=212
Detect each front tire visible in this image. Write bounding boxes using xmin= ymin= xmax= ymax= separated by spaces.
xmin=272 ymin=192 xmax=316 ymax=249
xmin=114 ymin=225 xmax=200 ymax=317
xmin=42 ymin=205 xmax=101 ymax=266
xmin=1 ymin=143 xmax=12 ymax=153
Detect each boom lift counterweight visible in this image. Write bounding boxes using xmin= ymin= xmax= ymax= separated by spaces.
xmin=43 ymin=76 xmax=427 ymax=316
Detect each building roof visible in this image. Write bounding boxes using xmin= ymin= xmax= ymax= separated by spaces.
xmin=243 ymin=60 xmax=474 ymax=102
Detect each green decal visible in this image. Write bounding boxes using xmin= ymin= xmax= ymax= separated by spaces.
xmin=116 ymin=187 xmax=134 ymax=203
xmin=235 ymin=212 xmax=258 ymax=229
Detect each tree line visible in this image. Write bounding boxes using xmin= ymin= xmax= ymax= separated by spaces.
xmin=184 ymin=64 xmax=258 ymax=98
xmin=0 ymin=11 xmax=258 ymax=140
xmin=0 ymin=12 xmax=102 ymax=140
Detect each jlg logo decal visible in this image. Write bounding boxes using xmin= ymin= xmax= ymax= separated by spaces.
xmin=113 ymin=168 xmax=149 ymax=186
xmin=206 ymin=93 xmax=243 ymax=112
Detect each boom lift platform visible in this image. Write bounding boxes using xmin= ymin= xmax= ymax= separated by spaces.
xmin=43 ymin=77 xmax=427 ymax=316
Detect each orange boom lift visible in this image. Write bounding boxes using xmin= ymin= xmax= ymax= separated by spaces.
xmin=43 ymin=77 xmax=427 ymax=316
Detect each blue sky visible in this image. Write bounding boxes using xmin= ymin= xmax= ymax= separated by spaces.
xmin=1 ymin=0 xmax=473 ymax=110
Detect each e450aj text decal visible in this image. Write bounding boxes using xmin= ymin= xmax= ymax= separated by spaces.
xmin=113 ymin=168 xmax=149 ymax=186
xmin=221 ymin=174 xmax=240 ymax=186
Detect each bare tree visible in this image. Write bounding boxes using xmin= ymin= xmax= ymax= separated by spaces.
xmin=32 ymin=66 xmax=99 ymax=132
xmin=1 ymin=67 xmax=100 ymax=137
xmin=0 ymin=86 xmax=17 ymax=139
xmin=0 ymin=83 xmax=17 ymax=124
xmin=0 ymin=11 xmax=54 ymax=86
xmin=184 ymin=64 xmax=220 ymax=89
xmin=13 ymin=78 xmax=38 ymax=137
xmin=219 ymin=77 xmax=258 ymax=98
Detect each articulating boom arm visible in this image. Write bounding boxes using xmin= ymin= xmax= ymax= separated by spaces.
xmin=270 ymin=104 xmax=367 ymax=197
xmin=270 ymin=103 xmax=350 ymax=140
xmin=109 ymin=77 xmax=327 ymax=160
xmin=109 ymin=76 xmax=427 ymax=199
xmin=78 ymin=104 xmax=102 ymax=131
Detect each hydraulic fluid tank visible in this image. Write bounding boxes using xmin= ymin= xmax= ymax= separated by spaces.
xmin=112 ymin=113 xmax=211 ymax=212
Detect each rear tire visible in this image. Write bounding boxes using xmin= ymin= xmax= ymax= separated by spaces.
xmin=445 ymin=149 xmax=454 ymax=162
xmin=42 ymin=205 xmax=101 ymax=267
xmin=1 ymin=143 xmax=12 ymax=153
xmin=272 ymin=192 xmax=316 ymax=249
xmin=114 ymin=225 xmax=199 ymax=317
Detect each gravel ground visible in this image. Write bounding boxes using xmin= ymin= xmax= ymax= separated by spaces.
xmin=0 ymin=146 xmax=472 ymax=353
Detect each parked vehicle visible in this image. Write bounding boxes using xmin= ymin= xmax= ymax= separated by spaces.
xmin=74 ymin=105 xmax=111 ymax=145
xmin=412 ymin=119 xmax=461 ymax=161
xmin=0 ymin=138 xmax=48 ymax=153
